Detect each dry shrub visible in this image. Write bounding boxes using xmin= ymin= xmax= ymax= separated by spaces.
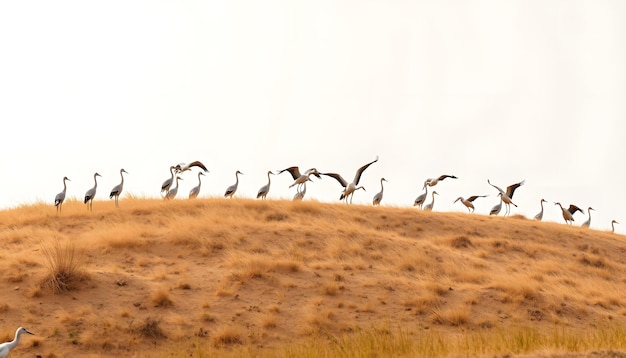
xmin=40 ymin=239 xmax=90 ymax=293
xmin=211 ymin=325 xmax=243 ymax=347
xmin=134 ymin=317 xmax=166 ymax=339
xmin=151 ymin=288 xmax=173 ymax=307
xmin=431 ymin=306 xmax=470 ymax=326
xmin=450 ymin=236 xmax=473 ymax=249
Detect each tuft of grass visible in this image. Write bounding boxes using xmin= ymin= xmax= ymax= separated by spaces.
xmin=211 ymin=325 xmax=244 ymax=347
xmin=134 ymin=317 xmax=166 ymax=339
xmin=40 ymin=239 xmax=90 ymax=293
xmin=151 ymin=288 xmax=173 ymax=307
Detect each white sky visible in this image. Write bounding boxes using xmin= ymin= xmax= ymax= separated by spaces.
xmin=1 ymin=1 xmax=624 ymax=232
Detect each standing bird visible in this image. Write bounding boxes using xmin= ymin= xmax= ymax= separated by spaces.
xmin=490 ymin=194 xmax=503 ymax=216
xmin=423 ymin=191 xmax=439 ymax=211
xmin=293 ymin=181 xmax=307 ymax=201
xmin=453 ymin=195 xmax=487 ymax=213
xmin=175 ymin=161 xmax=208 ymax=173
xmin=109 ymin=168 xmax=128 ymax=208
xmin=256 ymin=171 xmax=274 ymax=200
xmin=554 ymin=202 xmax=583 ymax=225
xmin=54 ymin=176 xmax=70 ymax=213
xmin=487 ymin=179 xmax=524 ymax=216
xmin=0 ymin=327 xmax=34 ymax=358
xmin=84 ymin=172 xmax=102 ymax=211
xmin=224 ymin=170 xmax=243 ymax=198
xmin=424 ymin=174 xmax=457 ymax=188
xmin=372 ymin=178 xmax=387 ymax=206
xmin=534 ymin=199 xmax=548 ymax=221
xmin=581 ymin=207 xmax=595 ymax=228
xmin=413 ymin=186 xmax=428 ymax=209
xmin=322 ymin=156 xmax=378 ymax=204
xmin=188 ymin=172 xmax=206 ymax=199
xmin=161 ymin=166 xmax=176 ymax=195
xmin=165 ymin=176 xmax=182 ymax=200
xmin=278 ymin=167 xmax=321 ymax=191
xmin=611 ymin=220 xmax=619 ymax=233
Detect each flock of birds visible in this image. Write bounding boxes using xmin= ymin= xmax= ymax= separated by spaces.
xmin=51 ymin=158 xmax=621 ymax=233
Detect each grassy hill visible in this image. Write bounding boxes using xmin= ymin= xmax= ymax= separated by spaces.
xmin=1 ymin=198 xmax=625 ymax=357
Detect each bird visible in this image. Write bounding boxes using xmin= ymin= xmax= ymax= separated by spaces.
xmin=321 ymin=156 xmax=378 ymax=204
xmin=581 ymin=207 xmax=594 ymax=228
xmin=611 ymin=220 xmax=619 ymax=233
xmin=165 ymin=176 xmax=182 ymax=200
xmin=109 ymin=168 xmax=128 ymax=208
xmin=424 ymin=174 xmax=457 ymax=188
xmin=534 ymin=199 xmax=548 ymax=221
xmin=175 ymin=161 xmax=208 ymax=173
xmin=490 ymin=194 xmax=503 ymax=216
xmin=224 ymin=170 xmax=243 ymax=198
xmin=372 ymin=178 xmax=387 ymax=206
xmin=293 ymin=181 xmax=307 ymax=201
xmin=0 ymin=327 xmax=34 ymax=358
xmin=487 ymin=179 xmax=524 ymax=216
xmin=453 ymin=195 xmax=487 ymax=213
xmin=413 ymin=186 xmax=428 ymax=209
xmin=188 ymin=172 xmax=206 ymax=199
xmin=278 ymin=167 xmax=321 ymax=191
xmin=554 ymin=202 xmax=583 ymax=225
xmin=161 ymin=166 xmax=177 ymax=195
xmin=54 ymin=176 xmax=70 ymax=213
xmin=423 ymin=191 xmax=439 ymax=211
xmin=256 ymin=171 xmax=274 ymax=200
xmin=84 ymin=172 xmax=102 ymax=211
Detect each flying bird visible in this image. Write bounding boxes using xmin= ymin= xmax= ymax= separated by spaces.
xmin=278 ymin=167 xmax=321 ymax=191
xmin=424 ymin=174 xmax=457 ymax=188
xmin=322 ymin=156 xmax=378 ymax=204
xmin=165 ymin=176 xmax=182 ymax=200
xmin=224 ymin=170 xmax=243 ymax=198
xmin=175 ymin=161 xmax=208 ymax=173
xmin=109 ymin=168 xmax=128 ymax=208
xmin=581 ymin=207 xmax=594 ymax=228
xmin=161 ymin=166 xmax=177 ymax=195
xmin=453 ymin=195 xmax=487 ymax=213
xmin=257 ymin=171 xmax=274 ymax=200
xmin=54 ymin=176 xmax=70 ymax=214
xmin=423 ymin=191 xmax=439 ymax=211
xmin=534 ymin=199 xmax=548 ymax=221
xmin=188 ymin=172 xmax=206 ymax=199
xmin=554 ymin=202 xmax=583 ymax=225
xmin=0 ymin=327 xmax=34 ymax=358
xmin=84 ymin=172 xmax=102 ymax=211
xmin=372 ymin=178 xmax=387 ymax=206
xmin=487 ymin=179 xmax=524 ymax=216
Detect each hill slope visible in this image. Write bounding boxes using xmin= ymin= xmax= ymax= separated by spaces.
xmin=0 ymin=198 xmax=625 ymax=357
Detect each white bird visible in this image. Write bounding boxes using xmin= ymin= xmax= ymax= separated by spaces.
xmin=581 ymin=207 xmax=594 ymax=228
xmin=424 ymin=174 xmax=457 ymax=188
xmin=534 ymin=199 xmax=548 ymax=221
xmin=423 ymin=190 xmax=439 ymax=211
xmin=555 ymin=202 xmax=583 ymax=225
xmin=413 ymin=186 xmax=428 ymax=209
xmin=161 ymin=166 xmax=176 ymax=195
xmin=0 ymin=327 xmax=34 ymax=358
xmin=487 ymin=179 xmax=524 ymax=216
xmin=322 ymin=156 xmax=378 ymax=204
xmin=175 ymin=161 xmax=208 ymax=173
xmin=84 ymin=172 xmax=102 ymax=211
xmin=54 ymin=176 xmax=70 ymax=213
xmin=109 ymin=168 xmax=128 ymax=208
xmin=293 ymin=181 xmax=307 ymax=201
xmin=611 ymin=220 xmax=619 ymax=233
xmin=278 ymin=167 xmax=321 ymax=191
xmin=372 ymin=178 xmax=387 ymax=206
xmin=165 ymin=176 xmax=182 ymax=200
xmin=224 ymin=170 xmax=243 ymax=198
xmin=188 ymin=172 xmax=206 ymax=199
xmin=490 ymin=194 xmax=503 ymax=216
xmin=453 ymin=195 xmax=487 ymax=213
xmin=256 ymin=171 xmax=274 ymax=200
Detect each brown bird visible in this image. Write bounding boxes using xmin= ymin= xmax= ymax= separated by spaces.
xmin=554 ymin=202 xmax=583 ymax=224
xmin=487 ymin=179 xmax=524 ymax=216
xmin=453 ymin=195 xmax=487 ymax=213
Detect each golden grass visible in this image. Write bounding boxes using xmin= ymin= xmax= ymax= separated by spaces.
xmin=0 ymin=197 xmax=625 ymax=357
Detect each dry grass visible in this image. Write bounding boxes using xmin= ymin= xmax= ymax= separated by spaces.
xmin=39 ymin=239 xmax=90 ymax=293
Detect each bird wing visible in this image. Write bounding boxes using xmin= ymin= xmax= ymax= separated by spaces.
xmin=188 ymin=161 xmax=208 ymax=172
xmin=568 ymin=204 xmax=583 ymax=215
xmin=321 ymin=173 xmax=348 ymax=187
xmin=467 ymin=195 xmax=487 ymax=202
xmin=278 ymin=166 xmax=301 ymax=180
xmin=506 ymin=180 xmax=525 ymax=198
xmin=437 ymin=174 xmax=457 ymax=181
xmin=305 ymin=168 xmax=322 ymax=179
xmin=487 ymin=179 xmax=505 ymax=195
xmin=353 ymin=156 xmax=379 ymax=185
